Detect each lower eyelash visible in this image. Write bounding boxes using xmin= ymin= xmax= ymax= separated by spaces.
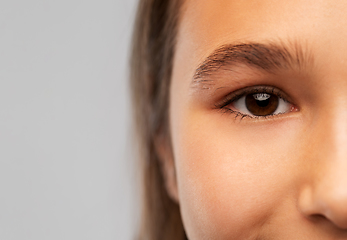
xmin=218 ymin=106 xmax=283 ymax=121
xmin=218 ymin=107 xmax=252 ymax=120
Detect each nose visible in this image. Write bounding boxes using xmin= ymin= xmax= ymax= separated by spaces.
xmin=299 ymin=169 xmax=347 ymax=229
xmin=298 ymin=111 xmax=347 ymax=230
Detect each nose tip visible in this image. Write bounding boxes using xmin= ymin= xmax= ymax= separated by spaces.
xmin=299 ymin=185 xmax=347 ymax=230
xmin=322 ymin=193 xmax=347 ymax=229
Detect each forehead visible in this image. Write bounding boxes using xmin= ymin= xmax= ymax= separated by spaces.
xmin=176 ymin=1 xmax=347 ymax=68
xmin=178 ymin=0 xmax=347 ymax=44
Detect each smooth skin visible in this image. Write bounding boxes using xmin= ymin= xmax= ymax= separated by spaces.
xmin=163 ymin=0 xmax=347 ymax=239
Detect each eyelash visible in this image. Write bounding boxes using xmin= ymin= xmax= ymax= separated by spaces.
xmin=214 ymin=85 xmax=294 ymax=120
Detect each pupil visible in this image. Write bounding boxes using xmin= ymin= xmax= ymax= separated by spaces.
xmin=256 ymin=98 xmax=270 ymax=108
xmin=245 ymin=93 xmax=279 ymax=116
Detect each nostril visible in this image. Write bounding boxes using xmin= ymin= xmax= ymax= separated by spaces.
xmin=308 ymin=213 xmax=329 ymax=224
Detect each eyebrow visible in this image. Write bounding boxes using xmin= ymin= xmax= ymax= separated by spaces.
xmin=192 ymin=41 xmax=312 ymax=86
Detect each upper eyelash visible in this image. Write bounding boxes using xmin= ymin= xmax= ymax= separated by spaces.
xmin=214 ymin=85 xmax=292 ymax=119
xmin=215 ymin=86 xmax=287 ymax=108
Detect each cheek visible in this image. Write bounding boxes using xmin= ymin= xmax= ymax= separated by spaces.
xmin=172 ymin=111 xmax=303 ymax=239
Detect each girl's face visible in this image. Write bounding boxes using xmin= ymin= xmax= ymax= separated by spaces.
xmin=168 ymin=0 xmax=347 ymax=239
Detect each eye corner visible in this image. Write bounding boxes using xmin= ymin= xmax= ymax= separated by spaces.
xmin=290 ymin=105 xmax=300 ymax=112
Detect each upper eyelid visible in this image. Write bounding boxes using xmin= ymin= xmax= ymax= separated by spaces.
xmin=214 ymin=85 xmax=293 ymax=109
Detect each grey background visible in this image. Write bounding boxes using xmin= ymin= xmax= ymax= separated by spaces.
xmin=0 ymin=0 xmax=138 ymax=239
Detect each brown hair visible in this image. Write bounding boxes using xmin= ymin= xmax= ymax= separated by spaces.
xmin=130 ymin=0 xmax=187 ymax=239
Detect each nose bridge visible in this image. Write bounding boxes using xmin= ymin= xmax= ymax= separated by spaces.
xmin=309 ymin=100 xmax=347 ymax=166
xmin=302 ymin=102 xmax=347 ymax=229
xmin=326 ymin=100 xmax=347 ymax=167
xmin=315 ymin=102 xmax=347 ymax=191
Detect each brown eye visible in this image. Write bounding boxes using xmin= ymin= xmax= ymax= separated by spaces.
xmin=233 ymin=92 xmax=291 ymax=117
xmin=245 ymin=93 xmax=279 ymax=116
